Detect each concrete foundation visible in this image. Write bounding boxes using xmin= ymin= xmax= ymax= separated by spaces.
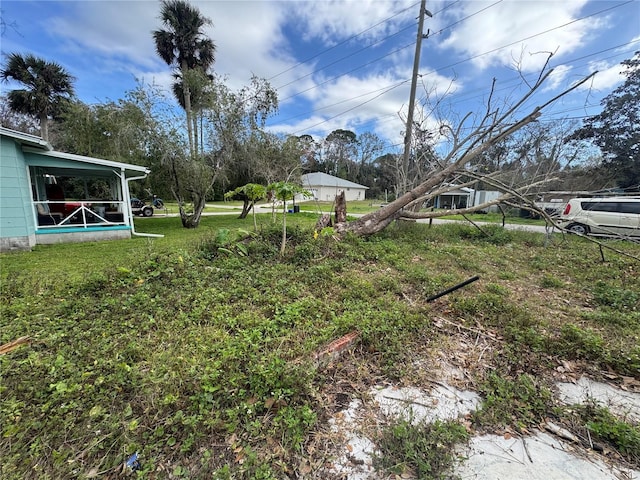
xmin=36 ymin=227 xmax=131 ymax=245
xmin=0 ymin=234 xmax=36 ymax=252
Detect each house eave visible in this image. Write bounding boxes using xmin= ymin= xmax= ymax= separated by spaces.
xmin=22 ymin=147 xmax=150 ymax=176
xmin=0 ymin=126 xmax=52 ymax=151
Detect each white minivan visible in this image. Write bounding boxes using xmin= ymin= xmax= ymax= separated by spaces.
xmin=557 ymin=197 xmax=640 ymax=237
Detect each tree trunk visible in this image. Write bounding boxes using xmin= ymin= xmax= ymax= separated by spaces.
xmin=332 ymin=61 xmax=596 ymax=238
xmin=179 ymin=194 xmax=206 ymax=228
xmin=315 ymin=214 xmax=332 ymax=231
xmin=238 ymin=199 xmax=251 ymax=219
xmin=181 ymin=62 xmax=195 ymax=157
xmin=336 ymin=161 xmax=459 ymax=236
xmin=335 ymin=191 xmax=347 ymax=223
xmin=280 ymin=201 xmax=287 ymax=255
xmin=39 ymin=112 xmax=49 ymax=141
xmin=192 ymin=113 xmax=199 ymax=156
xmin=336 ymin=114 xmax=547 ymax=236
xmin=252 ymin=203 xmax=258 ymax=231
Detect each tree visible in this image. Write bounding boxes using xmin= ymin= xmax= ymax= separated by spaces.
xmin=354 ymin=131 xmax=385 ymax=185
xmin=157 ymin=74 xmax=277 ymax=228
xmin=153 ymin=0 xmax=215 ymax=156
xmin=0 ymin=94 xmax=40 ymax=134
xmin=570 ymin=51 xmax=640 ymax=189
xmin=0 ymin=53 xmax=75 ymax=141
xmin=260 ymin=136 xmax=306 ymax=183
xmin=172 ymin=67 xmax=213 ymax=155
xmin=53 ymin=97 xmax=151 ymax=163
xmin=323 ymin=129 xmax=357 ymax=179
xmin=202 ymin=75 xmax=278 ymax=182
xmin=331 ymin=57 xmax=596 ymax=237
xmin=298 ymin=134 xmax=322 ymax=172
xmin=268 ymin=181 xmax=310 ymax=255
xmin=224 ymin=183 xmax=266 ymax=229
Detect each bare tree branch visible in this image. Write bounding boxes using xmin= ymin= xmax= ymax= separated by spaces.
xmin=335 ymin=66 xmax=599 ymax=237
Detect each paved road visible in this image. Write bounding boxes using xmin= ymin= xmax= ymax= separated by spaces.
xmin=416 ymin=217 xmax=556 ymax=234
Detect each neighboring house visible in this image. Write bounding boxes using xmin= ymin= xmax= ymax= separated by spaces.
xmin=1 ymin=127 xmax=150 ymax=252
xmin=433 ymin=186 xmax=474 ymax=209
xmin=473 ymin=190 xmax=503 ymax=212
xmin=301 ymin=172 xmax=369 ymax=202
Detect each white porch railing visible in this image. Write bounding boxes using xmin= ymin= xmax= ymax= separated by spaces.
xmin=35 ymin=201 xmax=127 ymax=229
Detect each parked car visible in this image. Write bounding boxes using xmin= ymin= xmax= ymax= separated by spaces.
xmin=130 ymin=197 xmax=154 ymax=217
xmin=557 ymin=197 xmax=640 ymax=237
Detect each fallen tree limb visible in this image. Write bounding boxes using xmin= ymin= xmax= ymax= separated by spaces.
xmin=0 ymin=336 xmax=31 ymax=355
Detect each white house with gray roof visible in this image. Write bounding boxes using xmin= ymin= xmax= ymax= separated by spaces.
xmin=301 ymin=172 xmax=368 ymax=202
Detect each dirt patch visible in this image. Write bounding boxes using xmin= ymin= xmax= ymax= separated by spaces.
xmin=318 ymin=378 xmax=640 ymax=480
xmin=557 ymin=376 xmax=640 ymax=424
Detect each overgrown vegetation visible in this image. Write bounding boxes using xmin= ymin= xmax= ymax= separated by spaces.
xmin=579 ymin=404 xmax=640 ymax=462
xmin=1 ymin=216 xmax=639 ymax=478
xmin=474 ymin=372 xmax=553 ymax=429
xmin=373 ymin=418 xmax=469 ymax=479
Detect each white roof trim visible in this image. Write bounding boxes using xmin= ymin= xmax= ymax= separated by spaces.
xmin=0 ymin=126 xmax=52 ymax=151
xmin=22 ymin=146 xmax=150 ymax=174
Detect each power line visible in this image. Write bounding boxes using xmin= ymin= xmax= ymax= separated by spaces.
xmin=277 ymin=0 xmax=506 ymax=101
xmin=418 ymin=0 xmax=635 ymax=77
xmin=279 ymin=2 xmax=635 ymax=137
xmin=268 ymin=1 xmax=420 ymax=82
xmin=428 ymin=0 xmax=504 ymax=39
xmin=278 ymin=40 xmax=415 ymax=104
xmin=278 ymin=80 xmax=410 ymax=124
xmin=275 ymin=24 xmax=416 ymax=92
xmin=269 ymin=0 xmax=462 ymax=86
xmin=289 ymin=81 xmax=408 ymax=136
xmin=280 ymin=41 xmax=636 ymax=141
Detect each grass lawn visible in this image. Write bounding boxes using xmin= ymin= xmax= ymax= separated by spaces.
xmin=1 ymin=214 xmax=639 ymax=478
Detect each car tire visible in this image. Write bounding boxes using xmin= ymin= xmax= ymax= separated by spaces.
xmin=568 ymin=223 xmax=589 ymax=235
xmin=142 ymin=207 xmax=153 ymax=217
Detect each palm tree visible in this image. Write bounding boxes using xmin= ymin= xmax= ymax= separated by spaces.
xmin=0 ymin=53 xmax=75 ymax=141
xmin=172 ymin=67 xmax=213 ymax=155
xmin=153 ymin=0 xmax=215 ymax=156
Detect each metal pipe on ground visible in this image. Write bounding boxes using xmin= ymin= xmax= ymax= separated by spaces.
xmin=426 ymin=276 xmax=480 ymax=302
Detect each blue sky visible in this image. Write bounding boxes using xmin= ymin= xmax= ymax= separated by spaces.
xmin=1 ymin=0 xmax=639 ymax=152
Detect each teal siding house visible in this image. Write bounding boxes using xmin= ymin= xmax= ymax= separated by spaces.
xmin=1 ymin=127 xmax=150 ymax=252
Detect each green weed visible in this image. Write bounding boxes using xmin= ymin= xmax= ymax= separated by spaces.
xmin=540 ymin=274 xmax=564 ymax=288
xmin=592 ymin=281 xmax=639 ymax=311
xmin=474 ymin=372 xmax=552 ymax=429
xmin=373 ymin=418 xmax=469 ymax=479
xmin=572 ymin=403 xmax=640 ymax=467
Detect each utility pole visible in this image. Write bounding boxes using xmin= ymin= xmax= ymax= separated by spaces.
xmin=401 ymin=0 xmax=432 ymax=196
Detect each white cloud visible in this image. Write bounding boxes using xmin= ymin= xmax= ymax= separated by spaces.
xmin=271 ymin=65 xmax=460 ymax=146
xmin=3 ymin=0 xmax=634 ymax=147
xmin=578 ymin=60 xmax=625 ymax=92
xmin=438 ymin=0 xmax=604 ymax=73
xmin=287 ymin=0 xmax=416 ymax=45
xmin=544 ymin=64 xmax=573 ymax=91
xmin=46 ymin=2 xmax=160 ymax=70
xmin=43 ymin=1 xmax=299 ymax=89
